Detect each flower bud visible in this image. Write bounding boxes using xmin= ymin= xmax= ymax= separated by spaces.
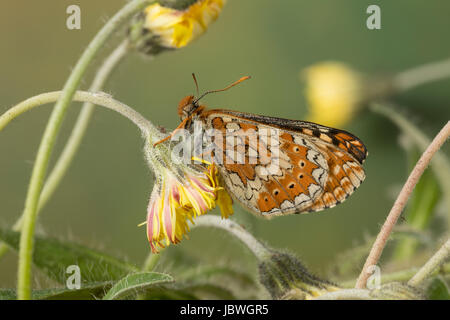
xmin=258 ymin=251 xmax=339 ymax=300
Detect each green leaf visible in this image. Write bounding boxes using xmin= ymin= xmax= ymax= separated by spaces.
xmin=426 ymin=277 xmax=450 ymax=300
xmin=141 ymin=283 xmax=237 ymax=300
xmin=103 ymin=272 xmax=173 ymax=300
xmin=0 ymin=289 xmax=16 ymax=300
xmin=36 ymin=282 xmax=114 ymax=300
xmin=370 ymin=103 xmax=450 ymax=229
xmin=0 ymin=282 xmax=113 ymax=300
xmin=0 ymin=228 xmax=137 ymax=284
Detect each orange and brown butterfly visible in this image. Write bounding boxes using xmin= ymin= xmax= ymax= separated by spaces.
xmin=155 ymin=75 xmax=368 ymax=218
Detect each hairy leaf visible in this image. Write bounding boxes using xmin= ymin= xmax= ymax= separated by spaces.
xmin=103 ymin=272 xmax=173 ymax=300
xmin=0 ymin=228 xmax=137 ymax=284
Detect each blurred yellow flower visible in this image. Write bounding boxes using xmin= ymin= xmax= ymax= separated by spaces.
xmin=302 ymin=62 xmax=363 ymax=128
xmin=146 ymin=163 xmax=233 ymax=253
xmin=144 ymin=0 xmax=226 ymax=49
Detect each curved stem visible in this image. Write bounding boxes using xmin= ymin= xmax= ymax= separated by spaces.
xmin=0 ymin=41 xmax=130 ymax=261
xmin=408 ymin=239 xmax=450 ymax=287
xmin=370 ymin=103 xmax=450 ymax=229
xmin=341 ymin=263 xmax=450 ymax=288
xmin=394 ymin=58 xmax=450 ymax=92
xmin=40 ymin=40 xmax=130 ymax=212
xmin=16 ymin=0 xmax=154 ymax=299
xmin=194 ymin=215 xmax=270 ymax=261
xmin=1 ymin=91 xmax=156 ymax=136
xmin=355 ymin=121 xmax=450 ymax=289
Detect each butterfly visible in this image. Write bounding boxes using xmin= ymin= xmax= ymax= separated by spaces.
xmin=155 ymin=75 xmax=368 ymax=218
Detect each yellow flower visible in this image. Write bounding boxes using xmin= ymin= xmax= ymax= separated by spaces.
xmin=146 ymin=163 xmax=233 ymax=253
xmin=302 ymin=62 xmax=363 ymax=128
xmin=143 ymin=0 xmax=226 ymax=49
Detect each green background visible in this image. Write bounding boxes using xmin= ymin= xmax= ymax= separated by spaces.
xmin=1 ymin=0 xmax=449 ymax=288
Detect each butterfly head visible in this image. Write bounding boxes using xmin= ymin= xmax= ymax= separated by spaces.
xmin=177 ymin=95 xmax=205 ymax=121
xmin=177 ymin=74 xmax=252 ymax=121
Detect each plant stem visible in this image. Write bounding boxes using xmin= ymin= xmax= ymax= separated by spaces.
xmin=408 ymin=239 xmax=450 ymax=287
xmin=40 ymin=40 xmax=130 ymax=212
xmin=0 ymin=41 xmax=130 ymax=261
xmin=1 ymin=91 xmax=157 ymax=136
xmin=194 ymin=215 xmax=270 ymax=261
xmin=394 ymin=58 xmax=450 ymax=92
xmin=341 ymin=263 xmax=450 ymax=288
xmin=355 ymin=121 xmax=450 ymax=289
xmin=16 ymin=0 xmax=154 ymax=299
xmin=370 ymin=103 xmax=450 ymax=228
xmin=1 ymin=90 xmax=161 ymax=286
xmin=142 ymin=253 xmax=161 ymax=272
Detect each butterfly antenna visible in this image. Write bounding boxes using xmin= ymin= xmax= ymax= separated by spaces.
xmin=192 ymin=73 xmax=200 ymax=96
xmin=194 ymin=76 xmax=251 ymax=104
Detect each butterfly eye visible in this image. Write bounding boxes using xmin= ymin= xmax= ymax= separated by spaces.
xmin=273 ymin=190 xmax=280 ymax=196
xmin=299 ymin=174 xmax=304 ymax=179
xmin=299 ymin=160 xmax=306 ymax=167
xmin=293 ymin=146 xmax=300 ymax=153
xmin=264 ymin=197 xmax=269 ymax=202
xmin=288 ymin=183 xmax=295 ymax=189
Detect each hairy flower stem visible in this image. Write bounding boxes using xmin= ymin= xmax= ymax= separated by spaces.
xmin=15 ymin=0 xmax=155 ymax=299
xmin=408 ymin=239 xmax=450 ymax=287
xmin=195 ymin=215 xmax=270 ymax=261
xmin=142 ymin=253 xmax=161 ymax=272
xmin=394 ymin=58 xmax=450 ymax=92
xmin=341 ymin=262 xmax=450 ymax=288
xmin=314 ymin=289 xmax=371 ymax=300
xmin=355 ymin=121 xmax=450 ymax=289
xmin=0 ymin=91 xmax=158 ymax=136
xmin=370 ymin=103 xmax=450 ymax=228
xmin=40 ymin=40 xmax=130 ymax=212
xmin=0 ymin=41 xmax=130 ymax=261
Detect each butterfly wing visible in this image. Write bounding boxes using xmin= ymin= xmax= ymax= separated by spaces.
xmin=199 ymin=109 xmax=367 ymax=218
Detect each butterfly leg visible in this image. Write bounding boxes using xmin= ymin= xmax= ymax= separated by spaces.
xmin=153 ymin=116 xmax=191 ymax=147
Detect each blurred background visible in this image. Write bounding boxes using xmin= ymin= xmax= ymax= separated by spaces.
xmin=1 ymin=0 xmax=449 ymax=288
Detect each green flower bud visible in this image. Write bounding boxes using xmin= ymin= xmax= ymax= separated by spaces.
xmin=258 ymin=251 xmax=339 ymax=300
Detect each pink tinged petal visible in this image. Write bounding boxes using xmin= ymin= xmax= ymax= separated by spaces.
xmin=169 ymin=196 xmax=179 ymax=242
xmin=146 ymin=198 xmax=157 ymax=242
xmin=190 ymin=177 xmax=215 ymax=196
xmin=153 ymin=200 xmax=162 ymax=241
xmin=171 ymin=184 xmax=181 ymax=204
